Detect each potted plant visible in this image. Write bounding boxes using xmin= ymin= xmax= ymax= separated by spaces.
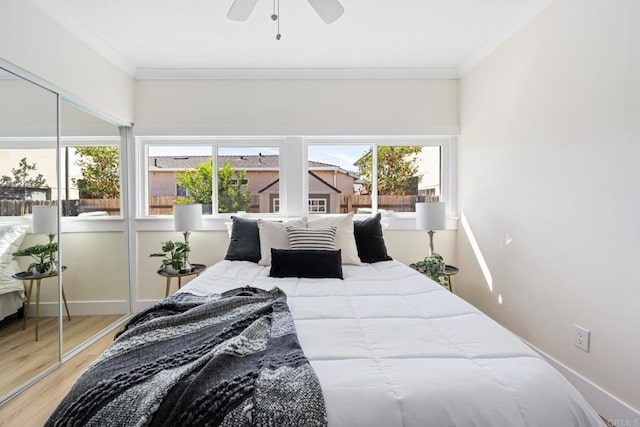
xmin=150 ymin=240 xmax=190 ymax=274
xmin=411 ymin=252 xmax=450 ymax=291
xmin=13 ymin=242 xmax=58 ymax=276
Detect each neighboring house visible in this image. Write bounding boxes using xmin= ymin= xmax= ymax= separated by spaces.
xmin=148 ymin=155 xmax=358 ymax=213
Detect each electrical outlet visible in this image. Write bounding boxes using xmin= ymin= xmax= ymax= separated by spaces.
xmin=575 ymin=325 xmax=590 ymax=352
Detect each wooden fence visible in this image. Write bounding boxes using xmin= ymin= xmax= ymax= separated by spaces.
xmin=340 ymin=195 xmax=416 ymax=213
xmin=0 ymin=199 xmax=121 ymax=216
xmin=148 ymin=195 xmax=261 ymax=215
xmin=148 ymin=194 xmax=417 ymax=215
xmin=2 ymin=195 xmax=418 ymax=216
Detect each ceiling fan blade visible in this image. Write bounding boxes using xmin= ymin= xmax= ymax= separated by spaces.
xmin=306 ymin=0 xmax=344 ymax=24
xmin=227 ymin=0 xmax=259 ymax=21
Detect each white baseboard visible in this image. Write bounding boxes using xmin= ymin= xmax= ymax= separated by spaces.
xmin=25 ymin=300 xmax=129 ymax=317
xmin=522 ymin=339 xmax=640 ymax=424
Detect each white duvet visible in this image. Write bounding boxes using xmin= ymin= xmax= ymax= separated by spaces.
xmin=181 ymin=260 xmax=603 ymax=427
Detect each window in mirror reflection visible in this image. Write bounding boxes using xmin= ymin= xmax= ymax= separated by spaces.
xmin=0 ymin=143 xmax=122 ymax=217
xmin=0 ymin=147 xmax=57 ymax=216
xmin=60 ymin=143 xmax=121 ymax=216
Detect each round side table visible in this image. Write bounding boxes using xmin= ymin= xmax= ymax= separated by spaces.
xmin=156 ymin=263 xmax=206 ymax=297
xmin=13 ymin=266 xmax=70 ymax=341
xmin=444 ymin=264 xmax=459 ymax=293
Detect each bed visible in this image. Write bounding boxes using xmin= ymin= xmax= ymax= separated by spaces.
xmin=0 ymin=225 xmax=28 ymax=321
xmin=47 ymin=214 xmax=603 ymax=426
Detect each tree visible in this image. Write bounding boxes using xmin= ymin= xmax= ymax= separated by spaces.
xmin=355 ymin=146 xmax=423 ymax=195
xmin=175 ymin=160 xmax=250 ymax=213
xmin=73 ymin=147 xmax=120 ymax=199
xmin=0 ymin=157 xmax=47 ymax=188
xmin=217 ymin=162 xmax=250 ymax=213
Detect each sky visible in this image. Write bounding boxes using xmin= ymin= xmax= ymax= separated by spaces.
xmin=148 ymin=144 xmax=371 ymax=173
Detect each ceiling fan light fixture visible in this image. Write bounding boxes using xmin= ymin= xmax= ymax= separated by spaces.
xmin=306 ymin=0 xmax=344 ymax=24
xmin=227 ymin=0 xmax=259 ymax=21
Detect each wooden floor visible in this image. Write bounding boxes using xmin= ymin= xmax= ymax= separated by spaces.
xmin=0 ymin=314 xmax=122 ymax=399
xmin=0 ymin=329 xmax=117 ymax=426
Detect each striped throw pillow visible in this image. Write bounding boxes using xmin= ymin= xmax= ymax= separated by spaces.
xmin=286 ymin=225 xmax=337 ymax=250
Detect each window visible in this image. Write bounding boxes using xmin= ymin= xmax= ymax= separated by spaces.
xmin=308 ymin=198 xmax=327 ymax=213
xmin=306 ymin=138 xmax=451 ymax=216
xmin=307 ymin=144 xmax=372 ymax=214
xmin=142 ymin=140 xmax=281 ymax=215
xmin=148 ymin=145 xmax=213 ymax=215
xmin=0 ymin=140 xmax=122 ymax=217
xmin=137 ymin=136 xmax=454 ymax=221
xmin=61 ymin=144 xmax=122 ymax=216
xmin=0 ymin=146 xmax=56 ymax=216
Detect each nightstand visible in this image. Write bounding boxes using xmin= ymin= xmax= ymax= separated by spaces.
xmin=444 ymin=265 xmax=459 ymax=293
xmin=408 ymin=263 xmax=459 ymax=293
xmin=13 ymin=266 xmax=70 ymax=341
xmin=156 ymin=263 xmax=206 ymax=297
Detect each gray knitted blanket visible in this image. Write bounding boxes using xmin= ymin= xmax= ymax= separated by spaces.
xmin=46 ymin=287 xmax=327 ymax=427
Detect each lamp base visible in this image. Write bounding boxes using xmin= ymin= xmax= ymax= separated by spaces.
xmin=428 ymin=230 xmax=436 ymax=255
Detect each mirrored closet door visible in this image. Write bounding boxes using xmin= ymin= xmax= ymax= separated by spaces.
xmin=0 ymin=64 xmax=131 ymax=402
xmin=0 ymin=66 xmax=60 ymax=398
xmin=59 ymin=100 xmax=129 ymax=355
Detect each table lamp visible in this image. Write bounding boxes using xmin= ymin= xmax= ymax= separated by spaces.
xmin=173 ymin=204 xmax=203 ymax=271
xmin=415 ymin=201 xmax=446 ymax=255
xmin=32 ymin=205 xmax=58 ymax=270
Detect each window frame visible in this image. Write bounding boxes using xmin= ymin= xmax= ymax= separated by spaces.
xmin=134 ymin=135 xmax=457 ymax=230
xmin=136 ymin=136 xmax=286 ymax=218
xmin=0 ymin=135 xmax=124 ymax=222
xmin=303 ymin=136 xmax=456 ymax=220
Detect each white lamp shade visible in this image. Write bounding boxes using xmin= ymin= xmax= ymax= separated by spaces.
xmin=415 ymin=202 xmax=446 ymax=231
xmin=32 ymin=206 xmax=58 ymax=235
xmin=173 ymin=204 xmax=203 ymax=232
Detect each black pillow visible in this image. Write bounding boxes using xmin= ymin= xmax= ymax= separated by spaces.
xmin=224 ymin=216 xmax=261 ymax=263
xmin=353 ymin=213 xmax=392 ymax=263
xmin=269 ymin=249 xmax=343 ymax=279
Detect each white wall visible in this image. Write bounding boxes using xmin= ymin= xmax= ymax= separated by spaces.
xmin=457 ymin=0 xmax=640 ymax=415
xmin=134 ymin=79 xmax=459 ymax=135
xmin=0 ymin=0 xmax=134 ymax=124
xmin=18 ymin=231 xmax=129 ymax=315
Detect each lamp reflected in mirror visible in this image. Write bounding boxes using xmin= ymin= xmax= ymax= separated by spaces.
xmin=32 ymin=206 xmax=58 ymax=272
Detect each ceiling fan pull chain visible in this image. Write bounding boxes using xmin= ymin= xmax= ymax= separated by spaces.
xmin=275 ymin=0 xmax=282 ymax=40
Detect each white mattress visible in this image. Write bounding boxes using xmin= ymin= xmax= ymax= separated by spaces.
xmin=0 ymin=260 xmax=25 ymax=320
xmin=181 ymin=260 xmax=603 ymax=426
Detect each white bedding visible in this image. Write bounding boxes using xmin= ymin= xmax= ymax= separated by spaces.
xmin=181 ymin=260 xmax=603 ymax=426
xmin=0 ymin=260 xmax=25 ymax=320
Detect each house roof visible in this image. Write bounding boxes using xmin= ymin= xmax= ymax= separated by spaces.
xmin=258 ymin=171 xmax=342 ymax=194
xmin=149 ymin=155 xmax=357 ymax=177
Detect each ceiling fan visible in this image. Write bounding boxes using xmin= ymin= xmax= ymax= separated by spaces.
xmin=227 ymin=0 xmax=345 ymax=25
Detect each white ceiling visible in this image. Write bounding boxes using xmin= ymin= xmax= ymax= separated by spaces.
xmin=29 ymin=0 xmax=554 ymax=79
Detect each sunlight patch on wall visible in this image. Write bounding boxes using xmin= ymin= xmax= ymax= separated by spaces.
xmin=460 ymin=210 xmax=494 ymax=292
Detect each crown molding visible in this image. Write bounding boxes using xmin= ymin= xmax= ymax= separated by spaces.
xmin=134 ymin=67 xmax=460 ymax=80
xmin=457 ymin=0 xmax=556 ymax=77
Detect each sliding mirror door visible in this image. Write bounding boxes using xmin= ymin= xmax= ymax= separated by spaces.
xmin=59 ymin=99 xmax=129 ymax=355
xmin=0 ymin=67 xmax=60 ymax=398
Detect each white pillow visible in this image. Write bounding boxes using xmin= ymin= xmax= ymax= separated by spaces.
xmin=257 ymin=219 xmax=306 ymax=266
xmin=306 ymin=213 xmax=361 ymax=265
xmin=0 ymin=224 xmax=29 ymax=267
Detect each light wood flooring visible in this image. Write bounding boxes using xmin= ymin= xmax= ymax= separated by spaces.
xmin=0 ymin=329 xmax=117 ymax=426
xmin=0 ymin=314 xmax=123 ymax=399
